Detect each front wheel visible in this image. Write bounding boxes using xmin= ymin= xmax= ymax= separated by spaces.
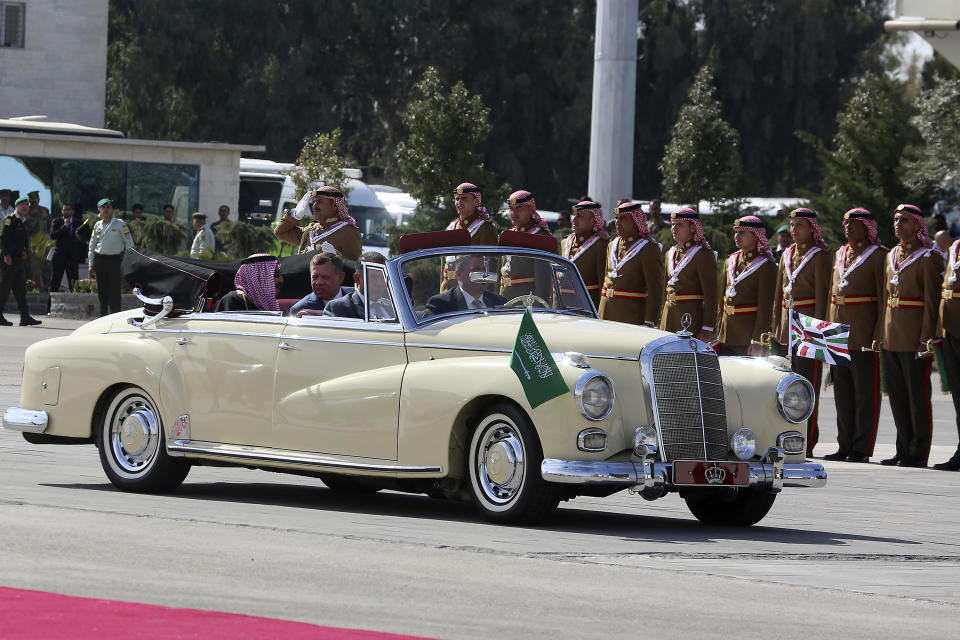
xmin=467 ymin=402 xmax=559 ymax=524
xmin=96 ymin=386 xmax=190 ymax=493
xmin=684 ymin=487 xmax=776 ymax=526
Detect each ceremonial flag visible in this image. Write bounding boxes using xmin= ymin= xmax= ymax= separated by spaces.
xmin=510 ymin=308 xmax=570 ymax=408
xmin=789 ymin=310 xmax=851 ymax=365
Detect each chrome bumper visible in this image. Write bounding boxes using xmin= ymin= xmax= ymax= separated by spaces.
xmin=542 ymin=450 xmax=826 ymax=493
xmin=2 ymin=407 xmax=49 ymax=434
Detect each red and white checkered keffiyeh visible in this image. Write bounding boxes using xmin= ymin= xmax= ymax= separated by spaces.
xmin=789 ymin=207 xmax=828 ymax=250
xmin=234 ymin=254 xmax=280 ymax=312
xmin=507 ymin=190 xmax=549 ymax=232
xmin=896 ymin=204 xmax=934 ymax=248
xmin=614 ymin=203 xmax=651 ymax=239
xmin=734 ymin=215 xmax=775 ymax=262
xmin=843 ymin=208 xmax=880 ymax=245
xmin=671 ymin=207 xmax=711 ymax=250
xmin=313 ymin=185 xmax=355 ymax=225
xmin=573 ymin=201 xmax=607 ymax=235
xmin=454 ymin=182 xmax=491 ymax=221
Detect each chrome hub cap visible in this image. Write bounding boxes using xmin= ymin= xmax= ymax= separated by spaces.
xmin=110 ymin=397 xmax=159 ymax=473
xmin=477 ymin=424 xmax=525 ymax=504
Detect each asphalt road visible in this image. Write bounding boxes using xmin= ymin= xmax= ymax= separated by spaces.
xmin=1 ymin=319 xmax=959 ymax=639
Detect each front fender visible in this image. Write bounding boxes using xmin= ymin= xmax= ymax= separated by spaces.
xmin=21 ymin=333 xmax=175 ymax=439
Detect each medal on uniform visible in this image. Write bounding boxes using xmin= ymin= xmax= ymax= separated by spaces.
xmin=838 ymin=279 xmax=849 ymax=289
xmin=726 ymin=286 xmax=737 ymax=298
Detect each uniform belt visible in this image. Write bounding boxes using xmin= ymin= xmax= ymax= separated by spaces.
xmin=887 ymin=296 xmax=924 ymax=309
xmin=584 ymin=283 xmax=600 ymax=291
xmin=501 ymin=276 xmax=535 ymax=288
xmin=781 ymin=296 xmax=816 ymax=308
xmin=94 ymin=253 xmax=122 ymax=259
xmin=602 ymin=287 xmax=647 ymax=300
xmin=665 ymin=291 xmax=704 ymax=304
xmin=943 ymin=288 xmax=960 ymax=301
xmin=442 ymin=267 xmax=457 ymax=280
xmin=561 ymin=283 xmax=600 ymax=296
xmin=832 ymin=294 xmax=879 ymax=305
xmin=723 ymin=303 xmax=758 ymax=316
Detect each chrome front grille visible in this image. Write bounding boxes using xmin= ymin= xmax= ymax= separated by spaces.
xmin=643 ymin=339 xmax=728 ymax=461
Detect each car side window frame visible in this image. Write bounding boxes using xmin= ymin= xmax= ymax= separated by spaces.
xmin=362 ymin=263 xmax=399 ymax=323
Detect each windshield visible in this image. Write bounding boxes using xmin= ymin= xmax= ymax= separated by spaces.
xmin=399 ymin=251 xmax=595 ymax=321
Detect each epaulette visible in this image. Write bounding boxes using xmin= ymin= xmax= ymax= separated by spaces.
xmin=3 ymin=217 xmax=12 ymax=227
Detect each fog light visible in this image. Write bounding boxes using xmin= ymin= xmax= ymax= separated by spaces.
xmin=577 ymin=428 xmax=607 ymax=452
xmin=777 ymin=431 xmax=805 ymax=455
xmin=731 ymin=428 xmax=756 ymax=460
xmin=634 ymin=425 xmax=658 ymax=458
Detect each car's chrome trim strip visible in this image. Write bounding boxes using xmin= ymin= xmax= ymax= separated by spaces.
xmin=282 ymin=335 xmax=407 ymax=347
xmin=406 ymin=342 xmax=637 ymax=361
xmin=167 ymin=440 xmax=442 ymax=474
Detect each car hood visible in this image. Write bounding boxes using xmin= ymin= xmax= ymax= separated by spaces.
xmin=407 ymin=312 xmax=666 ymax=358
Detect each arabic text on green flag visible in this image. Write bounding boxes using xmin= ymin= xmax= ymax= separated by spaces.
xmin=510 ymin=308 xmax=570 ymax=408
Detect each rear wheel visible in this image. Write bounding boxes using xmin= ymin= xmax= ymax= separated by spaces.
xmin=684 ymin=487 xmax=776 ymax=526
xmin=467 ymin=402 xmax=559 ymax=524
xmin=96 ymin=386 xmax=189 ymax=493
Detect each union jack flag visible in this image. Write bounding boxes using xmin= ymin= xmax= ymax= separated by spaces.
xmin=789 ymin=310 xmax=851 ymax=365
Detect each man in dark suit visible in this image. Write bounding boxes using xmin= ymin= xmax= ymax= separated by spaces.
xmin=324 ymin=251 xmax=393 ymax=320
xmin=49 ymin=201 xmax=86 ymax=292
xmin=290 ymin=252 xmax=351 ymax=317
xmin=424 ymin=255 xmax=507 ymax=317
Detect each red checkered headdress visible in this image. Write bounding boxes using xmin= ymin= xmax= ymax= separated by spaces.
xmin=788 ymin=208 xmax=828 ymax=250
xmin=312 ymin=185 xmax=355 ymax=226
xmin=733 ymin=216 xmax=774 ymax=262
xmin=234 ymin=254 xmax=280 ymax=312
xmin=613 ymin=202 xmax=651 ymax=239
xmin=895 ymin=204 xmax=933 ymax=248
xmin=507 ymin=189 xmax=549 ymax=232
xmin=572 ymin=200 xmax=606 ymax=236
xmin=843 ymin=208 xmax=880 ymax=246
xmin=454 ymin=182 xmax=490 ymax=221
xmin=670 ymin=207 xmax=711 ymax=250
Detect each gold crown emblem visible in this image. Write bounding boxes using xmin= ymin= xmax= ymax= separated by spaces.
xmin=508 ymin=197 xmax=517 ymax=205
xmin=704 ymin=464 xmax=727 ymax=484
xmin=456 ymin=188 xmax=464 ymax=195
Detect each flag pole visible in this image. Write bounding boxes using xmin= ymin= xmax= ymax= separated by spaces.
xmin=787 ymin=299 xmax=794 ymax=371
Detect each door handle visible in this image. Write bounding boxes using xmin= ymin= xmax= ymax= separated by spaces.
xmin=279 ymin=342 xmax=297 ymax=351
xmin=176 ymin=337 xmax=190 ymax=345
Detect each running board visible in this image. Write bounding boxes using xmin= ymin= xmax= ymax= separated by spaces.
xmin=166 ymin=439 xmax=443 ymax=476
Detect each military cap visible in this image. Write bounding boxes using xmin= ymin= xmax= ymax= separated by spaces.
xmin=15 ymin=195 xmax=29 ymax=206
xmin=97 ymin=197 xmax=113 ymax=207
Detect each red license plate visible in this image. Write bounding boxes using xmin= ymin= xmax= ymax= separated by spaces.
xmin=673 ymin=461 xmax=750 ymax=486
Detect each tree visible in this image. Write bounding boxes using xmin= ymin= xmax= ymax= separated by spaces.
xmin=395 ymin=67 xmax=507 ymax=233
xmin=659 ymin=64 xmax=744 ymax=208
xmin=802 ymin=74 xmax=919 ymax=247
xmin=904 ymin=74 xmax=960 ymax=208
xmin=288 ymin=128 xmax=352 ymax=201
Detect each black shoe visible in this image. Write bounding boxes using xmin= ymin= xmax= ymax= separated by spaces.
xmin=19 ymin=317 xmax=41 ymax=326
xmin=933 ymin=449 xmax=960 ymax=471
xmin=0 ymin=315 xmax=11 ymax=327
xmin=846 ymin=454 xmax=870 ymax=463
xmin=898 ymin=457 xmax=927 ymax=468
xmin=880 ymin=455 xmax=900 ymax=466
xmin=823 ymin=450 xmax=849 ymax=461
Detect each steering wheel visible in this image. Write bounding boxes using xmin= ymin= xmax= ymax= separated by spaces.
xmin=505 ymin=294 xmax=549 ymax=308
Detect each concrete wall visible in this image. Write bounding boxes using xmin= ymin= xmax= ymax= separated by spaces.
xmin=0 ymin=0 xmax=108 ymax=127
xmin=0 ymin=131 xmax=264 ymax=219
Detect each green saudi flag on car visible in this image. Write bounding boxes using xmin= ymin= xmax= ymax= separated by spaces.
xmin=510 ymin=308 xmax=569 ymax=408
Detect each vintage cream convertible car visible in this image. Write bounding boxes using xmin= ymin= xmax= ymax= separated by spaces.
xmin=3 ymin=235 xmax=825 ymax=526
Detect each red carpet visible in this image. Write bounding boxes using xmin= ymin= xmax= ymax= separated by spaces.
xmin=0 ymin=586 xmax=434 ymax=639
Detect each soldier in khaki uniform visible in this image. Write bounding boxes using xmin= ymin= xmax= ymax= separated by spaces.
xmin=716 ymin=216 xmax=777 ymax=356
xmin=440 ymin=182 xmax=499 ymax=292
xmin=823 ymin=209 xmax=887 ymax=463
xmin=660 ymin=207 xmax=717 ymax=340
xmin=562 ymin=201 xmax=609 ymax=309
xmin=598 ymin=202 xmax=663 ymax=326
xmin=499 ymin=190 xmax=557 ymax=300
xmin=881 ymin=204 xmax=944 ymax=468
xmin=274 ymin=186 xmax=362 ymax=260
xmin=769 ymin=208 xmax=832 ymax=456
xmin=933 ymin=235 xmax=960 ymax=471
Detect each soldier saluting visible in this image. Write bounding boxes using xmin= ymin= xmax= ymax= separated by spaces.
xmin=274 ymin=186 xmax=362 ymax=260
xmin=881 ymin=204 xmax=944 ymax=468
xmin=660 ymin=207 xmax=717 ymax=341
xmin=599 ymin=202 xmax=663 ymax=327
xmin=562 ymin=201 xmax=609 ymax=309
xmin=823 ymin=209 xmax=887 ymax=464
xmin=715 ymin=216 xmax=777 ymax=356
xmin=769 ymin=208 xmax=832 ymax=456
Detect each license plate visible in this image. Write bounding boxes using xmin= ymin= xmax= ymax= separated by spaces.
xmin=673 ymin=461 xmax=750 ymax=486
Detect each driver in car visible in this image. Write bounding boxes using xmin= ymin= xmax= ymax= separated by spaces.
xmin=423 ymin=255 xmax=506 ymax=316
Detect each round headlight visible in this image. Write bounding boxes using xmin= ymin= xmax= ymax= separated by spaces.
xmin=575 ymin=371 xmax=614 ymax=421
xmin=731 ymin=428 xmax=756 ymax=460
xmin=776 ymin=374 xmax=815 ymax=424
